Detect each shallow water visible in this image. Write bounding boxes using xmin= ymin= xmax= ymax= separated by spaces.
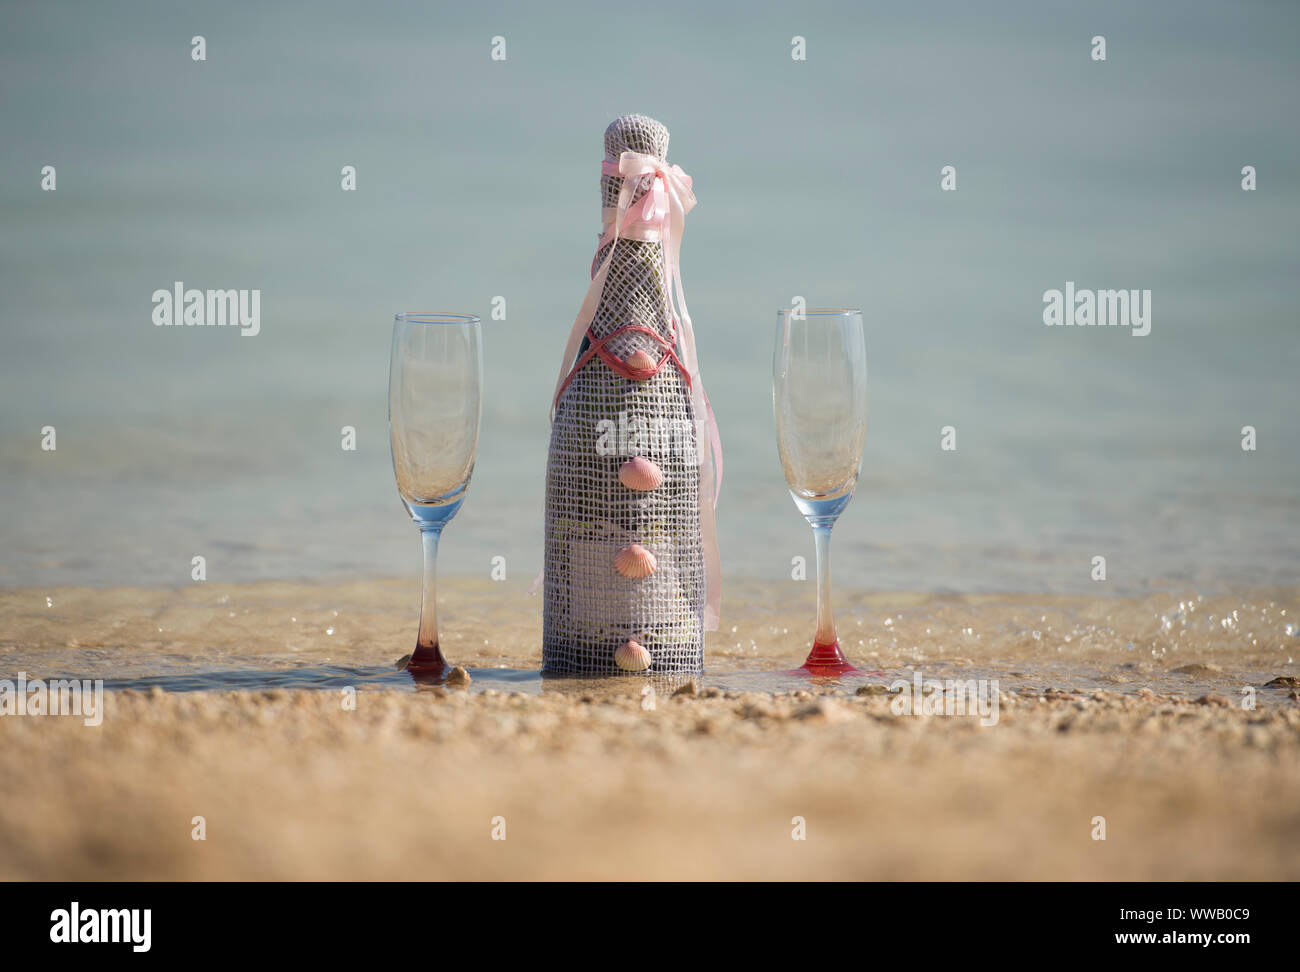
xmin=91 ymin=663 xmax=1300 ymax=710
xmin=95 ymin=665 xmax=837 ymax=696
xmin=4 ymin=577 xmax=1296 ymax=706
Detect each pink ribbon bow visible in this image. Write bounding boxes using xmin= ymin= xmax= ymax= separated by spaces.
xmin=544 ymin=150 xmax=724 ymax=631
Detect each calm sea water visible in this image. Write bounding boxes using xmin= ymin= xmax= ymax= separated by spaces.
xmin=2 ymin=0 xmax=1298 ymax=597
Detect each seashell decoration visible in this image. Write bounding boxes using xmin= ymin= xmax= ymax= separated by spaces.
xmin=618 ymin=456 xmax=664 ymax=491
xmin=615 ymin=639 xmax=652 ymax=672
xmin=614 ymin=543 xmax=657 ymax=578
xmin=625 ymin=349 xmax=657 ymax=374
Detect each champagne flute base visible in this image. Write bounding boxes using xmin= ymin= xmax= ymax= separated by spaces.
xmin=800 ymin=638 xmax=857 ymax=676
xmin=407 ymin=640 xmax=448 ymax=676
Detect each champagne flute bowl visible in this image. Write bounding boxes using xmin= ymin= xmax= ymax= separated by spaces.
xmin=772 ymin=307 xmax=868 ymax=675
xmin=389 ymin=313 xmax=483 ymax=678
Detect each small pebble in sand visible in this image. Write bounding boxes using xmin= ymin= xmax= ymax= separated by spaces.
xmin=856 ymin=684 xmax=889 ymax=696
xmin=794 ymin=700 xmax=851 ymax=723
xmin=1195 ymin=694 xmax=1231 ymax=708
xmin=445 ymin=666 xmax=471 ymax=685
xmin=672 ymin=680 xmax=700 ymax=698
xmin=739 ymin=702 xmax=775 ymax=721
xmin=1173 ymin=663 xmax=1223 ymax=676
xmin=1264 ymin=675 xmax=1300 ymax=688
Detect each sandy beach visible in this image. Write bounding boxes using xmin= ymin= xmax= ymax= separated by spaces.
xmin=2 ymin=579 xmax=1297 ymax=880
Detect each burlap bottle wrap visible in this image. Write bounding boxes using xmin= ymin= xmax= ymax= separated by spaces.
xmin=542 ymin=114 xmax=718 ymax=675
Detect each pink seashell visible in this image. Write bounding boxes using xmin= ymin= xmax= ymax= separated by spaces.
xmin=614 ymin=543 xmax=657 ymax=579
xmin=618 ymin=456 xmax=663 ymax=491
xmin=625 ymin=349 xmax=657 ymax=375
xmin=615 ymin=639 xmax=652 ymax=672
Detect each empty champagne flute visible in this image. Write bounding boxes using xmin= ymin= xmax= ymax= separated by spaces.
xmin=772 ymin=308 xmax=868 ymax=674
xmin=389 ymin=313 xmax=483 ymax=676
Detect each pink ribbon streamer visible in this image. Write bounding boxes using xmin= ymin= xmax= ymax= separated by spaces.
xmin=542 ymin=150 xmax=723 ymax=630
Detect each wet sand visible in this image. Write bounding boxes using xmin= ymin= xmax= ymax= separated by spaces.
xmin=1 ymin=579 xmax=1298 ymax=880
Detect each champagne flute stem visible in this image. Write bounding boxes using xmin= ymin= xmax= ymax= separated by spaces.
xmin=409 ymin=526 xmax=447 ymax=674
xmin=803 ymin=522 xmax=852 ymax=671
xmin=418 ymin=527 xmax=440 ymax=647
xmin=813 ymin=524 xmax=836 ymax=646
